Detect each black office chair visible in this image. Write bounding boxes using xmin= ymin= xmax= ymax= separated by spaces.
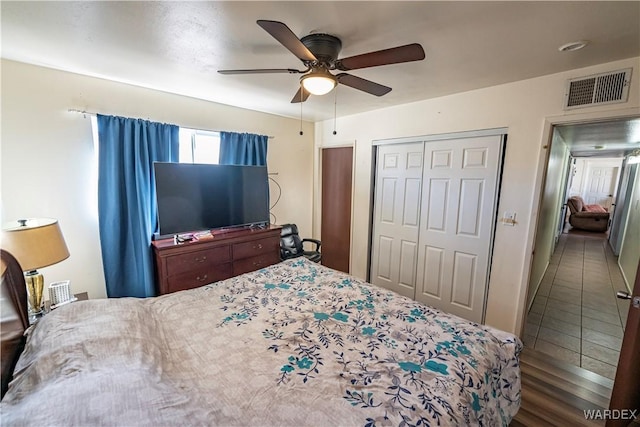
xmin=280 ymin=224 xmax=321 ymax=263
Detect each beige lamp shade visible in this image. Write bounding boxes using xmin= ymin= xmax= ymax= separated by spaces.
xmin=1 ymin=218 xmax=70 ymax=272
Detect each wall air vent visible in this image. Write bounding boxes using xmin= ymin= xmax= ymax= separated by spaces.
xmin=564 ymin=68 xmax=632 ymax=110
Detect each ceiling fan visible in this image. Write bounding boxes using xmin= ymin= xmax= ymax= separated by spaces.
xmin=218 ymin=20 xmax=426 ymax=103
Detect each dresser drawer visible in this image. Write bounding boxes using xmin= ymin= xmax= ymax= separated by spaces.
xmin=153 ymin=226 xmax=282 ymax=295
xmin=165 ymin=245 xmax=231 ymax=277
xmin=233 ymin=252 xmax=280 ymax=276
xmin=166 ymin=262 xmax=233 ymax=293
xmin=232 ymin=236 xmax=279 ymax=260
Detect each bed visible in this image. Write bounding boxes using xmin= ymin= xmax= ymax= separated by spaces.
xmin=0 ymin=249 xmax=521 ymax=426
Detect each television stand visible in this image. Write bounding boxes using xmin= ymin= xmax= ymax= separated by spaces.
xmin=152 ymin=224 xmax=282 ymax=295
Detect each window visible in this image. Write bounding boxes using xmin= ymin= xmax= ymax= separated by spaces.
xmin=178 ymin=128 xmax=220 ymax=164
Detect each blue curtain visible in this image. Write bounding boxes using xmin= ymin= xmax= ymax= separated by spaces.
xmin=97 ymin=114 xmax=179 ymax=298
xmin=219 ymin=132 xmax=268 ymax=166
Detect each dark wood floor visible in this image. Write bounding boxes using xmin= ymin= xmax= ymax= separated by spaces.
xmin=511 ymin=347 xmax=613 ymax=426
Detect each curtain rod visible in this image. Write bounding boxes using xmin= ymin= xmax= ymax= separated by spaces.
xmin=67 ymin=109 xmax=275 ymax=139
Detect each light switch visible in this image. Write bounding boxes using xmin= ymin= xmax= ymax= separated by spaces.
xmin=503 ymin=211 xmax=516 ymax=226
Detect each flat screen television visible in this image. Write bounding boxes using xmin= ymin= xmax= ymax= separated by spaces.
xmin=154 ymin=162 xmax=269 ymax=237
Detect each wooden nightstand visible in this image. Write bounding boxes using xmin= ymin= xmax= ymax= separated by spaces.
xmin=44 ymin=291 xmax=89 ymax=312
xmin=29 ymin=292 xmax=89 ymax=325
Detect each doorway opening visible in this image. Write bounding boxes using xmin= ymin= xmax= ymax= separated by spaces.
xmin=524 ymin=116 xmax=640 ymax=381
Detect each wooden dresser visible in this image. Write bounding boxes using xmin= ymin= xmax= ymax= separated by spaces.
xmin=152 ymin=225 xmax=281 ymax=295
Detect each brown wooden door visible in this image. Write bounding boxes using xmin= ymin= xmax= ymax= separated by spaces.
xmin=321 ymin=147 xmax=353 ymax=273
xmin=607 ymin=259 xmax=640 ymax=427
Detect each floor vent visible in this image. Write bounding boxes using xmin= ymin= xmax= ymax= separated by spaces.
xmin=564 ymin=68 xmax=632 ymax=110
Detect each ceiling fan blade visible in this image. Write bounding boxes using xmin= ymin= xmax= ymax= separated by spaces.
xmin=218 ymin=68 xmax=304 ymax=75
xmin=336 ymin=43 xmax=425 ymax=71
xmin=336 ymin=73 xmax=391 ymax=96
xmin=257 ymin=20 xmax=317 ymax=62
xmin=290 ymin=86 xmax=311 ymax=103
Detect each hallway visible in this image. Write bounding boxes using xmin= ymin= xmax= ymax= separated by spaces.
xmin=523 ymin=231 xmax=631 ymax=380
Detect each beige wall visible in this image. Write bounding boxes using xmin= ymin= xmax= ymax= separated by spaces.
xmin=1 ymin=59 xmax=315 ymax=299
xmin=314 ymin=56 xmax=640 ymax=335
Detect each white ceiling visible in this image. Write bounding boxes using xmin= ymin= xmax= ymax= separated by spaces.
xmin=556 ymin=118 xmax=640 ymax=158
xmin=2 ymin=1 xmax=639 ymax=154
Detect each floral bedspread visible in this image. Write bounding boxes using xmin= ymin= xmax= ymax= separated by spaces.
xmin=208 ymin=258 xmax=521 ymax=426
xmin=2 ymin=258 xmax=521 ymax=427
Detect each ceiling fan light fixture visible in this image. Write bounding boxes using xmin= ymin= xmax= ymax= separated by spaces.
xmin=301 ymin=72 xmax=337 ymax=96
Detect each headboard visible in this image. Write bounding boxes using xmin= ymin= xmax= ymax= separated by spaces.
xmin=0 ymin=249 xmax=29 ymax=400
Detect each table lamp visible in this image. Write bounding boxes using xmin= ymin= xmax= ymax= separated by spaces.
xmin=1 ymin=218 xmax=70 ymax=319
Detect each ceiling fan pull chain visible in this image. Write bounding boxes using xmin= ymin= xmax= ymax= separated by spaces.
xmin=333 ymin=85 xmax=338 ymax=135
xmin=299 ymin=87 xmax=304 ymax=136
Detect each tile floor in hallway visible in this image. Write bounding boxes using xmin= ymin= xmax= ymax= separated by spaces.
xmin=523 ymin=230 xmax=631 ymax=380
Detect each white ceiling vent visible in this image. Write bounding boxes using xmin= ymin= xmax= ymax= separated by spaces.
xmin=564 ymin=68 xmax=632 ymax=110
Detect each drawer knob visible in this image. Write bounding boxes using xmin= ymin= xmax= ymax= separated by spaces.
xmin=256 ymin=244 xmax=263 ymax=249
xmin=195 ymin=256 xmax=207 ymax=262
xmin=196 ymin=274 xmax=208 ymax=282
